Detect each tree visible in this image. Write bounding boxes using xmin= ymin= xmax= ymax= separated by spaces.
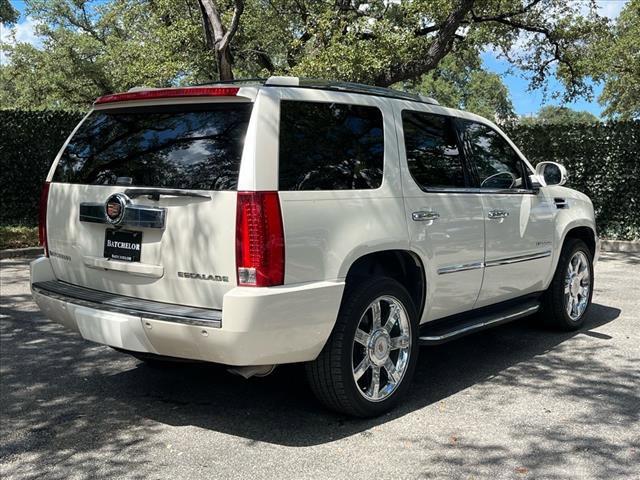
xmin=0 ymin=0 xmax=613 ymax=110
xmin=235 ymin=0 xmax=608 ymax=99
xmin=519 ymin=105 xmax=599 ymax=125
xmin=588 ymin=0 xmax=639 ymax=119
xmin=1 ymin=0 xmax=215 ymax=108
xmin=0 ymin=0 xmax=18 ymax=25
xmin=399 ymin=53 xmax=515 ymax=123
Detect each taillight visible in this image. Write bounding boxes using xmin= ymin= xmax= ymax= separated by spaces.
xmin=39 ymin=181 xmax=50 ymax=257
xmin=236 ymin=191 xmax=285 ymax=287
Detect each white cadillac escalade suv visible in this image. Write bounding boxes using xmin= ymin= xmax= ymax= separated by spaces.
xmin=31 ymin=76 xmax=599 ymax=417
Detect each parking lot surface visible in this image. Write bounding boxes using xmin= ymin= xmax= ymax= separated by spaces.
xmin=1 ymin=253 xmax=638 ymax=479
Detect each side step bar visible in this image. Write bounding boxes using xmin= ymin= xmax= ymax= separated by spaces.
xmin=418 ymin=301 xmax=540 ymax=345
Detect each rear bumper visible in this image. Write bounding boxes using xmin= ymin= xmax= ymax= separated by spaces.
xmin=30 ymin=257 xmax=344 ymax=366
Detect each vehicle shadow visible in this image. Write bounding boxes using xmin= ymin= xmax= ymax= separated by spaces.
xmin=111 ymin=303 xmax=625 ymax=446
xmin=0 ymin=296 xmax=630 ymax=479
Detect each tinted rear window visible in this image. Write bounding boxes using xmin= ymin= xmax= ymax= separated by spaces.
xmin=279 ymin=101 xmax=384 ymax=190
xmin=53 ymin=103 xmax=252 ymax=190
xmin=402 ymin=110 xmax=466 ymax=189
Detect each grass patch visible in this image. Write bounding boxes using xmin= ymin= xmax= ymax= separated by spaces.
xmin=0 ymin=226 xmax=40 ymax=250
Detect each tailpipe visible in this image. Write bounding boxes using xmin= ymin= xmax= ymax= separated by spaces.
xmin=227 ymin=364 xmax=276 ymax=379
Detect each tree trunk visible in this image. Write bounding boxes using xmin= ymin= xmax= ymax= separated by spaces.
xmin=197 ymin=0 xmax=244 ymax=82
xmin=217 ymin=47 xmax=234 ymax=81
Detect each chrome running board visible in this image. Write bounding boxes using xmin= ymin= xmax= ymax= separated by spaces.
xmin=418 ymin=301 xmax=540 ymax=345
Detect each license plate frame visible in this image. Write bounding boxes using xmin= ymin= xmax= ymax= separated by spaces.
xmin=104 ymin=229 xmax=142 ymax=262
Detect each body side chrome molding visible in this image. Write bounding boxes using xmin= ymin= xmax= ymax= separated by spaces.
xmin=80 ymin=202 xmax=166 ymax=229
xmin=484 ymin=250 xmax=552 ymax=268
xmin=437 ymin=261 xmax=484 ymax=275
xmin=437 ymin=250 xmax=551 ymax=275
xmin=32 ymin=281 xmax=221 ymax=328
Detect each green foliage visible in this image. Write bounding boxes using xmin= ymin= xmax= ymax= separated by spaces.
xmin=0 ymin=0 xmax=615 ymax=111
xmin=506 ymin=121 xmax=640 ymax=240
xmin=0 ymin=226 xmax=39 ymax=249
xmin=397 ymin=54 xmax=515 ymax=122
xmin=1 ymin=109 xmax=637 ymax=241
xmin=520 ymin=106 xmax=599 ymax=125
xmin=0 ymin=0 xmax=18 ymax=25
xmin=588 ymin=0 xmax=640 ymax=119
xmin=0 ymin=109 xmax=84 ymax=225
xmin=0 ymin=0 xmax=214 ymax=109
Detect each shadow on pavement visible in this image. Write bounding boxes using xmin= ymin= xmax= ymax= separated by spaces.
xmin=1 ymin=295 xmax=629 ymax=478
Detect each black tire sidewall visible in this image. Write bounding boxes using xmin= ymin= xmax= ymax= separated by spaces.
xmin=337 ymin=277 xmax=420 ymax=417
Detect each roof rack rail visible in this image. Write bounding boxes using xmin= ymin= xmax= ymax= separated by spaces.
xmin=264 ymin=76 xmax=439 ymax=105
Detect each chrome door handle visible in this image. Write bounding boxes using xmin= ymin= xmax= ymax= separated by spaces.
xmin=488 ymin=209 xmax=509 ymax=220
xmin=412 ymin=211 xmax=440 ymax=222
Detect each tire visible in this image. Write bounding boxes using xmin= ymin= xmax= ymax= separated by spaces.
xmin=305 ymin=276 xmax=419 ymax=417
xmin=541 ymin=238 xmax=594 ymax=331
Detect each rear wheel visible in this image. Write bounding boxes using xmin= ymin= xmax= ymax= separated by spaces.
xmin=541 ymin=238 xmax=594 ymax=330
xmin=306 ymin=277 xmax=419 ymax=417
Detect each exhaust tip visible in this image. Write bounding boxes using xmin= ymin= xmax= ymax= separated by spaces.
xmin=228 ymin=364 xmax=276 ymax=379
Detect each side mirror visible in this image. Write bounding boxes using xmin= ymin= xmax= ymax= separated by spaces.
xmin=536 ymin=161 xmax=567 ymax=186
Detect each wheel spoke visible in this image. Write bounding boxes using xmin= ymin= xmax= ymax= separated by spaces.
xmin=566 ymin=296 xmax=574 ymax=316
xmin=354 ymin=328 xmax=370 ymax=346
xmin=384 ymin=358 xmax=401 ymax=384
xmin=369 ymin=365 xmax=381 ymax=398
xmin=390 ymin=335 xmax=410 ymax=350
xmin=371 ymin=300 xmax=382 ymax=329
xmin=564 ymin=281 xmax=571 ymax=294
xmin=384 ymin=307 xmax=398 ymax=333
xmin=353 ymin=356 xmax=371 ymax=381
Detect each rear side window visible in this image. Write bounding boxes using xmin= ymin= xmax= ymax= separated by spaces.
xmin=53 ymin=103 xmax=252 ymax=190
xmin=279 ymin=101 xmax=384 ymax=190
xmin=401 ymin=110 xmax=466 ymax=189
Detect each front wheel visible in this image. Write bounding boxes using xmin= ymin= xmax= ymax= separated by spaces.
xmin=306 ymin=277 xmax=419 ymax=417
xmin=541 ymin=238 xmax=594 ymax=330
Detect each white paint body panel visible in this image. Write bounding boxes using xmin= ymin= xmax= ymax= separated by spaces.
xmin=31 ymin=82 xmax=598 ymax=366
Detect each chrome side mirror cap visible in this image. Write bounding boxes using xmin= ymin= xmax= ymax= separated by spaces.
xmin=536 ymin=161 xmax=568 ymax=187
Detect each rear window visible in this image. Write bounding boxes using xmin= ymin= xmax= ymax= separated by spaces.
xmin=53 ymin=103 xmax=252 ymax=190
xmin=278 ymin=101 xmax=384 ymax=190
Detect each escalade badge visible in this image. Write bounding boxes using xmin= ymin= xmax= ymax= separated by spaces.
xmin=105 ymin=193 xmax=129 ymax=225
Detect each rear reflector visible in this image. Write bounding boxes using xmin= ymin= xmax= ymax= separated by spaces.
xmin=236 ymin=191 xmax=284 ymax=287
xmin=95 ymin=87 xmax=240 ymax=104
xmin=39 ymin=181 xmax=50 ymax=257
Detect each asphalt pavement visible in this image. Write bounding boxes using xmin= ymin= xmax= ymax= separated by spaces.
xmin=1 ymin=253 xmax=638 ymax=479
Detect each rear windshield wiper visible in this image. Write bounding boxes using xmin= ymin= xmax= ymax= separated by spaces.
xmin=124 ymin=188 xmax=210 ymax=201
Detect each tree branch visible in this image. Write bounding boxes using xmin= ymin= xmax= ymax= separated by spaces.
xmin=373 ymin=0 xmax=475 ymax=86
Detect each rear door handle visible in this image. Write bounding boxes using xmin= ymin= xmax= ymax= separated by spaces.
xmin=412 ymin=211 xmax=440 ymax=222
xmin=488 ymin=209 xmax=509 ymax=220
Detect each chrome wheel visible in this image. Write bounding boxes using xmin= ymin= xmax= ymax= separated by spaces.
xmin=352 ymin=295 xmax=411 ymax=402
xmin=564 ymin=251 xmax=591 ymax=321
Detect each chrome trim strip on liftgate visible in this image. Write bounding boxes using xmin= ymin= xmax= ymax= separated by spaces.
xmin=79 ymin=202 xmax=166 ymax=229
xmin=32 ymin=280 xmax=222 ymax=328
xmin=437 ymin=250 xmax=552 ymax=275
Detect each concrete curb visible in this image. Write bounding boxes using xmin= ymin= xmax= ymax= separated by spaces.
xmin=601 ymin=240 xmax=640 ymax=253
xmin=0 ymin=247 xmax=44 ymax=259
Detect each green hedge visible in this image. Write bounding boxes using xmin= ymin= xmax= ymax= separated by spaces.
xmin=0 ymin=109 xmax=638 ymax=239
xmin=0 ymin=110 xmax=84 ymax=226
xmin=505 ymin=121 xmax=640 ymax=240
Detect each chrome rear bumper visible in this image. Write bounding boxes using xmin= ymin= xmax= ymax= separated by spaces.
xmin=32 ymin=280 xmax=222 ymax=328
